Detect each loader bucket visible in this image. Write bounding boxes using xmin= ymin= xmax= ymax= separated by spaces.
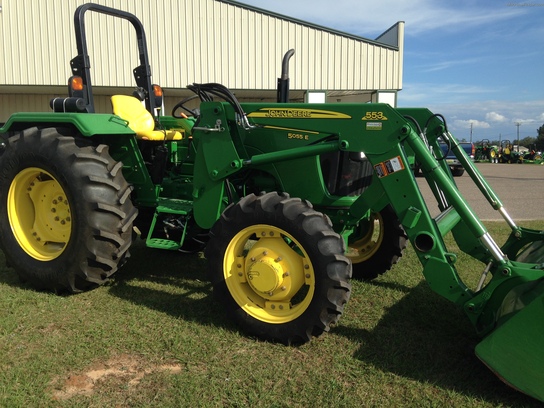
xmin=475 ymin=280 xmax=544 ymax=402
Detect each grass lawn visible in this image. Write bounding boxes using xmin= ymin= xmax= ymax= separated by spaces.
xmin=1 ymin=220 xmax=542 ymax=407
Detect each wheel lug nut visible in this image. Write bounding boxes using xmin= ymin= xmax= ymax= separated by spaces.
xmin=52 ymin=200 xmax=57 ymax=205
xmin=51 ymin=208 xmax=56 ymax=213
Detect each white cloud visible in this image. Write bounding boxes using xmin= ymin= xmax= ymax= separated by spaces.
xmin=486 ymin=112 xmax=507 ymax=122
xmin=454 ymin=119 xmax=490 ymax=129
xmin=512 ymin=118 xmax=537 ymax=125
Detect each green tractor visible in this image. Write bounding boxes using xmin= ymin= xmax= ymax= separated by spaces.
xmin=474 ymin=139 xmax=498 ymax=163
xmin=520 ymin=144 xmax=543 ymax=163
xmin=0 ymin=4 xmax=543 ymax=402
xmin=498 ymin=140 xmax=523 ymax=163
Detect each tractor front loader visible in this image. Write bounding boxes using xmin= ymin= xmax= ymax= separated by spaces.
xmin=0 ymin=3 xmax=543 ymax=402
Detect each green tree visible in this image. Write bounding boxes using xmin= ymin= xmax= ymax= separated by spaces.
xmin=536 ymin=124 xmax=544 ymax=151
xmin=520 ymin=136 xmax=536 ymax=148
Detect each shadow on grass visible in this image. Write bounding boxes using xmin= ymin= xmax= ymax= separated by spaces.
xmin=106 ymin=239 xmax=235 ymax=330
xmin=0 ymin=252 xmax=31 ymax=290
xmin=336 ymin=281 xmax=541 ymax=406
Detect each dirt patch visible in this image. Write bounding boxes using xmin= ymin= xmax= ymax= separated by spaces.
xmin=51 ymin=353 xmax=182 ymax=401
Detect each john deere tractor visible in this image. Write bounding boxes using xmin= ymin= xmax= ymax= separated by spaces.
xmin=474 ymin=139 xmax=498 ymax=163
xmin=0 ymin=4 xmax=543 ymax=402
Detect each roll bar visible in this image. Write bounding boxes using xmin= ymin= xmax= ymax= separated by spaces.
xmin=69 ymin=3 xmax=155 ymax=113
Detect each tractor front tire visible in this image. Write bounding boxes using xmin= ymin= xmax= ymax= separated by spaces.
xmin=0 ymin=127 xmax=137 ymax=293
xmin=347 ymin=205 xmax=407 ymax=281
xmin=206 ymin=192 xmax=351 ymax=345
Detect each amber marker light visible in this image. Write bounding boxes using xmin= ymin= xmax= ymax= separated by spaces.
xmin=69 ymin=76 xmax=84 ymax=91
xmin=153 ymin=84 xmax=163 ymax=97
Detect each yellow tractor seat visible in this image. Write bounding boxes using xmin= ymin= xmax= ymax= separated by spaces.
xmin=111 ymin=95 xmax=183 ymax=141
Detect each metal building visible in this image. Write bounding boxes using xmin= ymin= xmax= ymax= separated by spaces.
xmin=0 ymin=0 xmax=404 ymax=122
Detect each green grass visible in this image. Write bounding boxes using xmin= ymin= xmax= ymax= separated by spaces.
xmin=1 ymin=221 xmax=543 ymax=407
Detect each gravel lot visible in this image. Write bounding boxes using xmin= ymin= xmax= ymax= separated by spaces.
xmin=416 ymin=162 xmax=544 ymax=221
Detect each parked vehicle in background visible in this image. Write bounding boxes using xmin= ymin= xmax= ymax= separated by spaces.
xmin=497 ymin=140 xmax=523 ymax=163
xmin=474 ymin=139 xmax=498 ymax=163
xmin=439 ymin=141 xmax=474 ymax=176
xmin=521 ymin=144 xmax=542 ymax=162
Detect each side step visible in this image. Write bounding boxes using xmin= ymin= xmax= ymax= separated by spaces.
xmin=146 ymin=198 xmax=193 ymax=250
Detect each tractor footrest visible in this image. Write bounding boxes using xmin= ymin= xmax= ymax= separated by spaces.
xmin=156 ymin=198 xmax=193 ymax=215
xmin=146 ymin=238 xmax=181 ymax=250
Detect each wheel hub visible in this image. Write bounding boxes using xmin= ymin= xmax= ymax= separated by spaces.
xmin=8 ymin=167 xmax=72 ymax=260
xmin=246 ymin=259 xmax=283 ymax=294
xmin=240 ymin=234 xmax=306 ymax=302
xmin=347 ymin=213 xmax=383 ymax=263
xmin=223 ymin=222 xmax=318 ymax=324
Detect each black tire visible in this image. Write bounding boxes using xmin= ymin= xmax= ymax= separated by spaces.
xmin=0 ymin=127 xmax=137 ymax=293
xmin=206 ymin=192 xmax=351 ymax=345
xmin=451 ymin=168 xmax=465 ymax=177
xmin=347 ymin=205 xmax=407 ymax=281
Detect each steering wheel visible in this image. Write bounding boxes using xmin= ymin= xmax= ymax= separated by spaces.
xmin=172 ymin=94 xmax=200 ymax=118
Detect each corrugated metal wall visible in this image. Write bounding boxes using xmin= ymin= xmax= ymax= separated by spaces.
xmin=0 ymin=0 xmax=403 ymax=120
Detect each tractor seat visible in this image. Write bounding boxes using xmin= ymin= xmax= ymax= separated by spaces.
xmin=111 ymin=95 xmax=183 ymax=141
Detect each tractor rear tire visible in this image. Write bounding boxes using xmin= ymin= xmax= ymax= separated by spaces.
xmin=347 ymin=205 xmax=407 ymax=281
xmin=206 ymin=192 xmax=351 ymax=345
xmin=0 ymin=127 xmax=137 ymax=293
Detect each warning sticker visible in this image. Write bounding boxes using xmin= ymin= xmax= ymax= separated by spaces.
xmin=374 ymin=156 xmax=405 ymax=178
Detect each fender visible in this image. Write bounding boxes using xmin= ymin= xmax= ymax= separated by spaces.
xmin=0 ymin=112 xmax=136 ymax=136
xmin=0 ymin=112 xmax=159 ymax=207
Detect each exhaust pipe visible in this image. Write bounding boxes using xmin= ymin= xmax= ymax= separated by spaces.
xmin=277 ymin=49 xmax=295 ymax=103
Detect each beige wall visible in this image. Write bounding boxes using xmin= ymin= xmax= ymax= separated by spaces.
xmin=0 ymin=0 xmax=403 ymax=121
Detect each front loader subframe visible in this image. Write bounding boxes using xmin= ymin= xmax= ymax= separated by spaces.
xmin=352 ymin=107 xmax=544 ymax=401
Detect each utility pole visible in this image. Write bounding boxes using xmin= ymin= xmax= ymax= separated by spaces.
xmin=470 ymin=121 xmax=473 ymax=143
xmin=515 ymin=122 xmax=521 ymax=152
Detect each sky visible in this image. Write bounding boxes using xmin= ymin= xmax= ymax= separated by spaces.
xmin=238 ymin=0 xmax=544 ymax=143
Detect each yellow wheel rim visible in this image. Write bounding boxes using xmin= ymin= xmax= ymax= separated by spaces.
xmin=346 ymin=212 xmax=384 ymax=264
xmin=8 ymin=167 xmax=72 ymax=261
xmin=224 ymin=224 xmax=315 ymax=324
xmin=490 ymin=150 xmax=496 ymax=158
